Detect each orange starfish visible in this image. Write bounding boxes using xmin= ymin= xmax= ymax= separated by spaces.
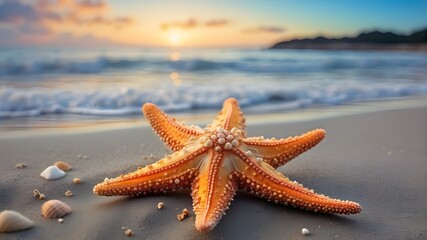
xmin=93 ymin=98 xmax=361 ymax=232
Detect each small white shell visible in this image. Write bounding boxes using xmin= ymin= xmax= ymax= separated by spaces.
xmin=15 ymin=163 xmax=27 ymax=168
xmin=54 ymin=161 xmax=72 ymax=171
xmin=64 ymin=190 xmax=73 ymax=197
xmin=40 ymin=166 xmax=66 ymax=180
xmin=0 ymin=210 xmax=34 ymax=233
xmin=302 ymin=228 xmax=310 ymax=236
xmin=124 ymin=228 xmax=133 ymax=237
xmin=41 ymin=200 xmax=72 ymax=218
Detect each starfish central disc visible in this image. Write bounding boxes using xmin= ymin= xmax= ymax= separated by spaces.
xmin=201 ymin=127 xmax=241 ymax=152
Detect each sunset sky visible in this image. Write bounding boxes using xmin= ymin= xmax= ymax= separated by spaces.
xmin=0 ymin=0 xmax=426 ymax=48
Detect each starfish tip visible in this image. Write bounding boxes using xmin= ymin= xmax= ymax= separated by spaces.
xmin=318 ymin=128 xmax=326 ymax=135
xmin=224 ymin=97 xmax=238 ymax=104
xmin=92 ymin=183 xmax=102 ymax=195
xmin=195 ymin=220 xmax=217 ymax=233
xmin=353 ymin=202 xmax=362 ymax=214
xmin=142 ymin=102 xmax=156 ymax=112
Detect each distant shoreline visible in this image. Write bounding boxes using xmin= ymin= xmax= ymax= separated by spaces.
xmin=270 ymin=28 xmax=427 ymax=51
xmin=269 ymin=43 xmax=427 ymax=51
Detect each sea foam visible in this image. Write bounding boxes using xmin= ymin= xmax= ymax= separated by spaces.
xmin=1 ymin=81 xmax=426 ymax=119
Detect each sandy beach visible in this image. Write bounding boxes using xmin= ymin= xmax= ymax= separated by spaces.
xmin=1 ymin=104 xmax=426 ymax=240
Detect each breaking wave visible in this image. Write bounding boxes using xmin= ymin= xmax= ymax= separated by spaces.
xmin=1 ymin=81 xmax=427 ymax=119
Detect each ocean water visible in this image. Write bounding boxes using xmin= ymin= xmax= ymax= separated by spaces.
xmin=0 ymin=47 xmax=427 ymax=123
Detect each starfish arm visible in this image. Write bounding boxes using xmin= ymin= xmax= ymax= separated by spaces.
xmin=210 ymin=98 xmax=246 ymax=133
xmin=232 ymin=148 xmax=361 ymax=214
xmin=242 ymin=129 xmax=326 ymax=168
xmin=191 ymin=152 xmax=238 ymax=232
xmin=93 ymin=146 xmax=209 ymax=197
xmin=142 ymin=103 xmax=204 ymax=151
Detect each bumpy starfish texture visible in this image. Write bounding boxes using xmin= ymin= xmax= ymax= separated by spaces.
xmin=93 ymin=98 xmax=361 ymax=232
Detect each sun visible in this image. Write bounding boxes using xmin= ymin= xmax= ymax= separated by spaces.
xmin=168 ymin=32 xmax=182 ymax=46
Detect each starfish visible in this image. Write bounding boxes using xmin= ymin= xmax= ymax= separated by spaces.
xmin=93 ymin=98 xmax=361 ymax=232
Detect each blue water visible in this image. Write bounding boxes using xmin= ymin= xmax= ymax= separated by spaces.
xmin=0 ymin=47 xmax=426 ymax=120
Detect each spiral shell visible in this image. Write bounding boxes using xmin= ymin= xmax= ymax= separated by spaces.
xmin=0 ymin=210 xmax=34 ymax=233
xmin=41 ymin=200 xmax=72 ymax=218
xmin=54 ymin=161 xmax=72 ymax=171
xmin=40 ymin=166 xmax=66 ymax=180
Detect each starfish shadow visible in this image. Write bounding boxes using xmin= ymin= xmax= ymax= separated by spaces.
xmin=197 ymin=193 xmax=363 ymax=239
xmin=93 ymin=190 xmax=194 ymax=206
xmin=92 ymin=190 xmax=365 ymax=238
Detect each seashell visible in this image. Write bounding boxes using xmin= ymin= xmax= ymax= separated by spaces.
xmin=0 ymin=210 xmax=34 ymax=233
xmin=33 ymin=189 xmax=41 ymax=198
xmin=15 ymin=163 xmax=27 ymax=168
xmin=177 ymin=208 xmax=189 ymax=221
xmin=73 ymin=178 xmax=81 ymax=184
xmin=64 ymin=190 xmax=73 ymax=197
xmin=54 ymin=161 xmax=72 ymax=171
xmin=124 ymin=228 xmax=133 ymax=237
xmin=301 ymin=228 xmax=310 ymax=236
xmin=40 ymin=166 xmax=66 ymax=180
xmin=41 ymin=200 xmax=72 ymax=218
xmin=33 ymin=189 xmax=46 ymax=200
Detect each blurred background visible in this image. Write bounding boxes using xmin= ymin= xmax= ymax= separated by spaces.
xmin=0 ymin=0 xmax=426 ymax=129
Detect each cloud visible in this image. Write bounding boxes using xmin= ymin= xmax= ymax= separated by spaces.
xmin=205 ymin=19 xmax=229 ymax=27
xmin=242 ymin=26 xmax=285 ymax=34
xmin=63 ymin=15 xmax=133 ymax=29
xmin=161 ymin=18 xmax=230 ymax=31
xmin=0 ymin=0 xmax=38 ymax=23
xmin=75 ymin=0 xmax=109 ymax=14
xmin=43 ymin=0 xmax=132 ymax=27
xmin=161 ymin=18 xmax=198 ymax=31
xmin=40 ymin=0 xmax=107 ymax=13
xmin=0 ymin=0 xmax=133 ymax=42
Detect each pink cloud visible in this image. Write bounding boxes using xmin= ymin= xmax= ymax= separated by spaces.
xmin=76 ymin=0 xmax=109 ymax=13
xmin=161 ymin=18 xmax=198 ymax=31
xmin=161 ymin=18 xmax=230 ymax=31
xmin=0 ymin=0 xmax=133 ymax=43
xmin=242 ymin=26 xmax=285 ymax=34
xmin=205 ymin=19 xmax=230 ymax=27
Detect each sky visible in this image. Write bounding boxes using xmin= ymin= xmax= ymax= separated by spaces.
xmin=0 ymin=0 xmax=426 ymax=48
